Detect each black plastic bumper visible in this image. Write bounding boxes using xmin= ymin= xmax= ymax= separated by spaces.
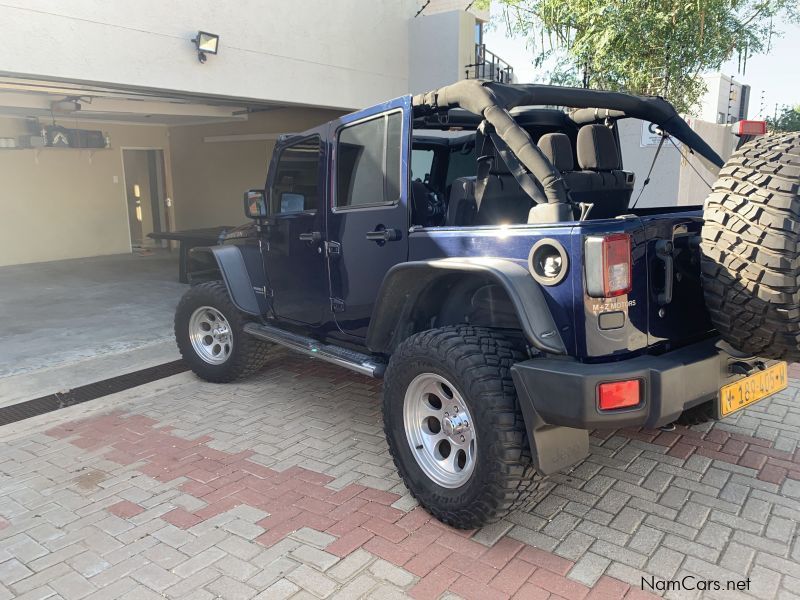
xmin=510 ymin=337 xmax=774 ymax=430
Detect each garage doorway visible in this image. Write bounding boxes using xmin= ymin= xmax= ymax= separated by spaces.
xmin=122 ymin=149 xmax=170 ymax=249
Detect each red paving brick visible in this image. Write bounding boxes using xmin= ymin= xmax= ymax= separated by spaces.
xmin=43 ymin=411 xmax=774 ymax=599
xmin=107 ymin=500 xmax=145 ymax=519
xmin=616 ymin=421 xmax=800 ymax=486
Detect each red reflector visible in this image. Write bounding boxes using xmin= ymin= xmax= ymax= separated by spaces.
xmin=598 ymin=380 xmax=640 ymax=410
xmin=601 ymin=234 xmax=631 ymax=297
xmin=733 ymin=120 xmax=767 ymax=136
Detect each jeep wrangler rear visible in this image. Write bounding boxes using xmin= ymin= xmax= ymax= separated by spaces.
xmin=174 ymin=80 xmax=800 ymax=528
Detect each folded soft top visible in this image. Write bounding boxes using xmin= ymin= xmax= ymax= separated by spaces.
xmin=412 ymin=80 xmax=723 ymax=205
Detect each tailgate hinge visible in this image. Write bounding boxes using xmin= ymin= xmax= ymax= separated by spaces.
xmin=324 ymin=241 xmax=342 ymax=258
xmin=330 ymin=297 xmax=345 ymax=313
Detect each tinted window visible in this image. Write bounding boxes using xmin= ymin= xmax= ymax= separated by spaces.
xmin=445 ymin=143 xmax=477 ymax=187
xmin=270 ymin=137 xmax=321 ymax=214
xmin=411 ymin=149 xmax=434 ymax=182
xmin=336 ymin=112 xmax=402 ymax=208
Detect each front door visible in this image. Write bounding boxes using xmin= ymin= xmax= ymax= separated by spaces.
xmin=326 ymin=98 xmax=411 ymax=339
xmin=263 ymin=134 xmax=328 ymax=327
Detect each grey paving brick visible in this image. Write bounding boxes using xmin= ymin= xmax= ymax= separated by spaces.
xmin=49 ymin=569 xmax=97 ymax=600
xmin=172 ymin=546 xmax=225 ymax=578
xmin=130 ymin=562 xmax=180 ymax=592
xmin=0 ymin=558 xmax=34 ymax=585
xmin=567 ymin=552 xmax=610 ymax=587
xmin=368 ymin=559 xmax=415 ymax=587
xmin=286 ymin=564 xmax=337 ymax=598
xmin=609 ymin=507 xmax=646 ymax=534
xmin=66 ymin=551 xmax=111 ymax=578
xmin=677 ymin=502 xmax=712 ymax=529
xmin=327 ymin=549 xmax=374 ymax=583
xmin=626 ymin=525 xmax=664 ymax=555
xmin=646 ymin=547 xmax=684 ymax=580
xmin=289 ymin=527 xmax=337 ymax=549
xmin=205 ymin=575 xmax=257 ymax=600
xmin=765 ymin=515 xmax=794 ymax=543
xmin=555 ymin=531 xmax=595 ymax=561
xmin=246 ymin=556 xmax=299 ymax=588
xmin=331 ymin=573 xmax=380 ymax=600
xmin=254 ymin=578 xmax=300 ymax=600
xmin=289 ymin=544 xmax=340 ymax=572
xmin=215 ymin=554 xmax=260 ymax=582
xmin=590 ymin=540 xmax=647 ymax=569
xmin=695 ymin=521 xmax=731 ymax=549
xmin=719 ymin=541 xmax=756 ymax=573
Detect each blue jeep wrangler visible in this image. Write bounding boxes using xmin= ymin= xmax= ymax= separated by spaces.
xmin=174 ymin=81 xmax=800 ymax=528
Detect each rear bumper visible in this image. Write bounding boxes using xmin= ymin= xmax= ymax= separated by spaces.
xmin=511 ymin=337 xmax=777 ymax=430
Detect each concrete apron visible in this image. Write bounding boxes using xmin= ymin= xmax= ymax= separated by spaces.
xmin=0 ymin=339 xmax=180 ymax=409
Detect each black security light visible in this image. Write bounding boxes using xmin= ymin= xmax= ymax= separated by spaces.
xmin=192 ymin=31 xmax=220 ymax=63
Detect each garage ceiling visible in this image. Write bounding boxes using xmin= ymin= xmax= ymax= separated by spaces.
xmin=0 ymin=77 xmax=281 ymax=125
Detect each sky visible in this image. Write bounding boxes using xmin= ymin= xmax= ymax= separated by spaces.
xmin=483 ymin=9 xmax=800 ymax=117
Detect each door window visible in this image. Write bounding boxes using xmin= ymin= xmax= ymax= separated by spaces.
xmin=335 ymin=112 xmax=402 ymax=209
xmin=270 ymin=136 xmax=321 ymax=214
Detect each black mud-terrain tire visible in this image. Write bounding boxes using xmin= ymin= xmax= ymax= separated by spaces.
xmin=701 ymin=132 xmax=800 ymax=360
xmin=382 ymin=325 xmax=538 ymax=529
xmin=175 ymin=281 xmax=271 ymax=383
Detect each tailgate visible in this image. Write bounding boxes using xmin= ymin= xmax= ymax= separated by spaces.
xmin=641 ymin=213 xmax=715 ymax=350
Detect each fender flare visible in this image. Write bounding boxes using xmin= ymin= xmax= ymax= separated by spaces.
xmin=366 ymin=257 xmax=567 ymax=355
xmin=188 ymin=245 xmax=267 ymax=316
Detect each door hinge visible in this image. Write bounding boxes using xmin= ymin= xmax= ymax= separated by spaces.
xmin=330 ymin=297 xmax=345 ymax=313
xmin=324 ymin=241 xmax=342 ymax=257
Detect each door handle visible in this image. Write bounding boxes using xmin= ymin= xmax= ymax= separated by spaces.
xmin=366 ymin=228 xmax=401 ymax=243
xmin=299 ymin=231 xmax=322 ymax=242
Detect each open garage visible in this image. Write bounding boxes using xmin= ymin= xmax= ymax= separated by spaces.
xmin=0 ymin=77 xmax=343 ymax=392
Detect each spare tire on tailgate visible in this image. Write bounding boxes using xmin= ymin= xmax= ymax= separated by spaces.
xmin=701 ymin=131 xmax=800 ymax=361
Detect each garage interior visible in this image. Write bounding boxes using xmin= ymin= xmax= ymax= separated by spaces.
xmin=0 ymin=77 xmax=344 ymax=402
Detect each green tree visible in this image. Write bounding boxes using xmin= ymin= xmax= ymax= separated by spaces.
xmin=491 ymin=0 xmax=799 ymax=114
xmin=768 ymin=105 xmax=800 ymax=132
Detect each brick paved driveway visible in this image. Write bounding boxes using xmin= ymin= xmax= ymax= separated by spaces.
xmin=1 ymin=350 xmax=799 ymax=600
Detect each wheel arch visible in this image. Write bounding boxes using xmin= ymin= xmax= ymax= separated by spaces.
xmin=187 ymin=245 xmax=268 ymax=316
xmin=366 ymin=258 xmax=567 ymax=356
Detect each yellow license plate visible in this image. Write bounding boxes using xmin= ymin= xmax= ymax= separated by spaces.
xmin=719 ymin=362 xmax=787 ymax=417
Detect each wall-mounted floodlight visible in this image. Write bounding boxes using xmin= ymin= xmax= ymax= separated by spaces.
xmin=192 ymin=31 xmax=220 ymax=63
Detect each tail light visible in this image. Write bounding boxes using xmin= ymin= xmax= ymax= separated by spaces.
xmin=733 ymin=120 xmax=767 ymax=137
xmin=598 ymin=380 xmax=641 ymax=410
xmin=585 ymin=233 xmax=632 ymax=298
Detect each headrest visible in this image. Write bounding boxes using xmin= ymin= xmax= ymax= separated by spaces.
xmin=576 ymin=124 xmax=621 ymax=171
xmin=537 ymin=133 xmax=574 ymax=172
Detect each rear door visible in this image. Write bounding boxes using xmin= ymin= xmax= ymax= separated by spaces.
xmin=641 ymin=212 xmax=715 ymax=350
xmin=326 ymin=97 xmax=411 ymax=339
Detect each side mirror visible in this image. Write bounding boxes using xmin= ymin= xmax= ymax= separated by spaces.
xmin=243 ymin=189 xmax=267 ymax=219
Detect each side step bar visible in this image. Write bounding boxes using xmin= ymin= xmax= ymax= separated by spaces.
xmin=243 ymin=322 xmax=386 ymax=378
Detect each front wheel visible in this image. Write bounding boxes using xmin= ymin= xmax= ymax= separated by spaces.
xmin=382 ymin=325 xmax=538 ymax=529
xmin=174 ymin=281 xmax=270 ymax=383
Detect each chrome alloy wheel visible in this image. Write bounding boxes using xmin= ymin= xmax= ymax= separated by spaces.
xmin=188 ymin=306 xmax=233 ymax=365
xmin=403 ymin=373 xmax=476 ymax=488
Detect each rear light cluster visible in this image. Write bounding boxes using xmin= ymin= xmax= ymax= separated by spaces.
xmin=733 ymin=120 xmax=767 ymax=137
xmin=598 ymin=379 xmax=640 ymax=411
xmin=584 ymin=233 xmax=632 ymax=298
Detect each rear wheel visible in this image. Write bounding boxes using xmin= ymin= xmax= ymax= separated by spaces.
xmin=175 ymin=281 xmax=271 ymax=382
xmin=382 ymin=325 xmax=538 ymax=529
xmin=701 ymin=132 xmax=800 ymax=360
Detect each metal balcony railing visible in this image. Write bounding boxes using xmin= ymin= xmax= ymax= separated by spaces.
xmin=465 ymin=44 xmax=514 ymax=83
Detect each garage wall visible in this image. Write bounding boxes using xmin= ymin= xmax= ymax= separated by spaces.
xmin=168 ymin=108 xmax=342 ymax=230
xmin=0 ymin=117 xmax=170 ymax=266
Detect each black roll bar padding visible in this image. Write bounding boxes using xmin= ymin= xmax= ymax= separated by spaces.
xmin=412 ymin=81 xmax=725 ymax=195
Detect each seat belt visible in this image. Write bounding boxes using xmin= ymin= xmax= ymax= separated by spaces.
xmin=487 ymin=132 xmax=548 ymax=205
